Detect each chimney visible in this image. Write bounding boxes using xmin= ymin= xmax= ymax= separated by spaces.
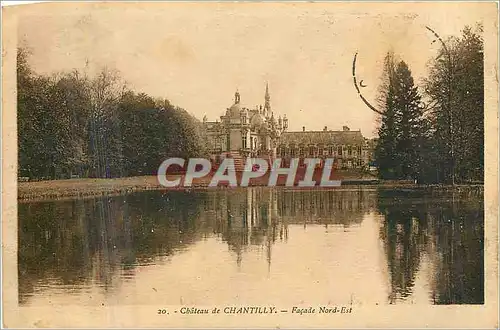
xmin=323 ymin=126 xmax=328 ymax=131
xmin=343 ymin=125 xmax=350 ymax=131
xmin=302 ymin=126 xmax=306 ymax=132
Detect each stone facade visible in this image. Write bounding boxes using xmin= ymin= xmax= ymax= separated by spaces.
xmin=203 ymin=85 xmax=375 ymax=169
xmin=203 ymin=84 xmax=288 ymax=162
xmin=278 ymin=126 xmax=376 ymax=169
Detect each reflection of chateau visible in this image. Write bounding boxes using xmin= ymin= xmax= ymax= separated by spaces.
xmin=203 ymin=84 xmax=376 ymax=169
xmin=18 ymin=189 xmax=376 ymax=303
xmin=197 ymin=188 xmax=375 ymax=268
xmin=278 ymin=190 xmax=374 ymax=224
xmin=19 ymin=189 xmax=484 ymax=306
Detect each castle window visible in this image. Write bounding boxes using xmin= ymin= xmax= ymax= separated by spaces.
xmin=308 ymin=145 xmax=315 ymax=156
xmin=348 ymin=146 xmax=352 ymax=156
xmin=242 ymin=136 xmax=247 ymax=149
xmin=337 ymin=146 xmax=342 ymax=156
xmin=329 ymin=146 xmax=334 ymax=155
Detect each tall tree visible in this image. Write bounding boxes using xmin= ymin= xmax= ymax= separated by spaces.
xmin=425 ymin=24 xmax=484 ymax=183
xmin=18 ymin=48 xmax=84 ymax=179
xmin=375 ymin=81 xmax=399 ymax=179
xmin=86 ymin=68 xmax=126 ymax=178
xmin=17 ymin=47 xmax=208 ymax=181
xmin=393 ymin=61 xmax=425 ymax=180
xmin=376 ymin=51 xmax=398 ymax=111
xmin=375 ymin=58 xmax=425 ymax=181
xmin=118 ymin=93 xmax=208 ymax=176
xmin=52 ymin=71 xmax=92 ymax=177
xmin=375 ymin=52 xmax=398 ymax=179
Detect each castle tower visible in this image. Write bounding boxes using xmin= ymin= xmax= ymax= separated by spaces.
xmin=264 ymin=82 xmax=271 ymax=118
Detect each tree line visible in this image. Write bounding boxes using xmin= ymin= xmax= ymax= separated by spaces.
xmin=17 ymin=48 xmax=209 ymax=180
xmin=374 ymin=25 xmax=484 ymax=184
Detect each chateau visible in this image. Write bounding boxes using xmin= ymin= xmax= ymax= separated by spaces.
xmin=203 ymin=85 xmax=375 ymax=170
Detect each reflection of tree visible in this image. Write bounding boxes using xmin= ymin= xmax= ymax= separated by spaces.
xmin=18 ymin=198 xmax=123 ymax=303
xmin=377 ymin=188 xmax=484 ymax=304
xmin=18 ymin=188 xmax=376 ymax=304
xmin=379 ymin=206 xmax=427 ymax=303
xmin=20 ymin=188 xmax=483 ymax=305
xmin=430 ymin=195 xmax=484 ymax=304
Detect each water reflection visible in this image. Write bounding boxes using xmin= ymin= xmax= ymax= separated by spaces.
xmin=18 ymin=187 xmax=483 ymax=305
xmin=377 ymin=190 xmax=484 ymax=304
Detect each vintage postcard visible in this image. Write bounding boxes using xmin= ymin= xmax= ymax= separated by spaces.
xmin=2 ymin=1 xmax=498 ymax=328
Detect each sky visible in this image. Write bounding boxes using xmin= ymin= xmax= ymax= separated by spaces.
xmin=13 ymin=2 xmax=493 ymax=138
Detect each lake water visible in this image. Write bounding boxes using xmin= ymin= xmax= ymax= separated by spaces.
xmin=18 ymin=187 xmax=484 ymax=306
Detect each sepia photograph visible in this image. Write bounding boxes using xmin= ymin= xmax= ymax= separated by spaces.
xmin=2 ymin=1 xmax=498 ymax=328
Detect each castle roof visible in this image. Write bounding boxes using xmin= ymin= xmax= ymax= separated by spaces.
xmin=227 ymin=103 xmax=242 ymax=118
xmin=250 ymin=112 xmax=267 ymax=129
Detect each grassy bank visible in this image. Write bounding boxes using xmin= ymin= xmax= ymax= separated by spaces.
xmin=18 ymin=176 xmax=202 ymax=202
xmin=17 ymin=175 xmax=483 ymax=202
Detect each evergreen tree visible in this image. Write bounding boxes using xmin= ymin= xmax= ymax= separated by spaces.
xmin=376 ymin=51 xmax=397 ymax=110
xmin=375 ymin=58 xmax=425 ymax=181
xmin=375 ymin=82 xmax=399 ymax=179
xmin=375 ymin=52 xmax=398 ymax=179
xmin=393 ymin=61 xmax=425 ymax=180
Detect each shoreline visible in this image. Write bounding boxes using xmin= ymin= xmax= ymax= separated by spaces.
xmin=17 ymin=175 xmax=484 ymax=203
